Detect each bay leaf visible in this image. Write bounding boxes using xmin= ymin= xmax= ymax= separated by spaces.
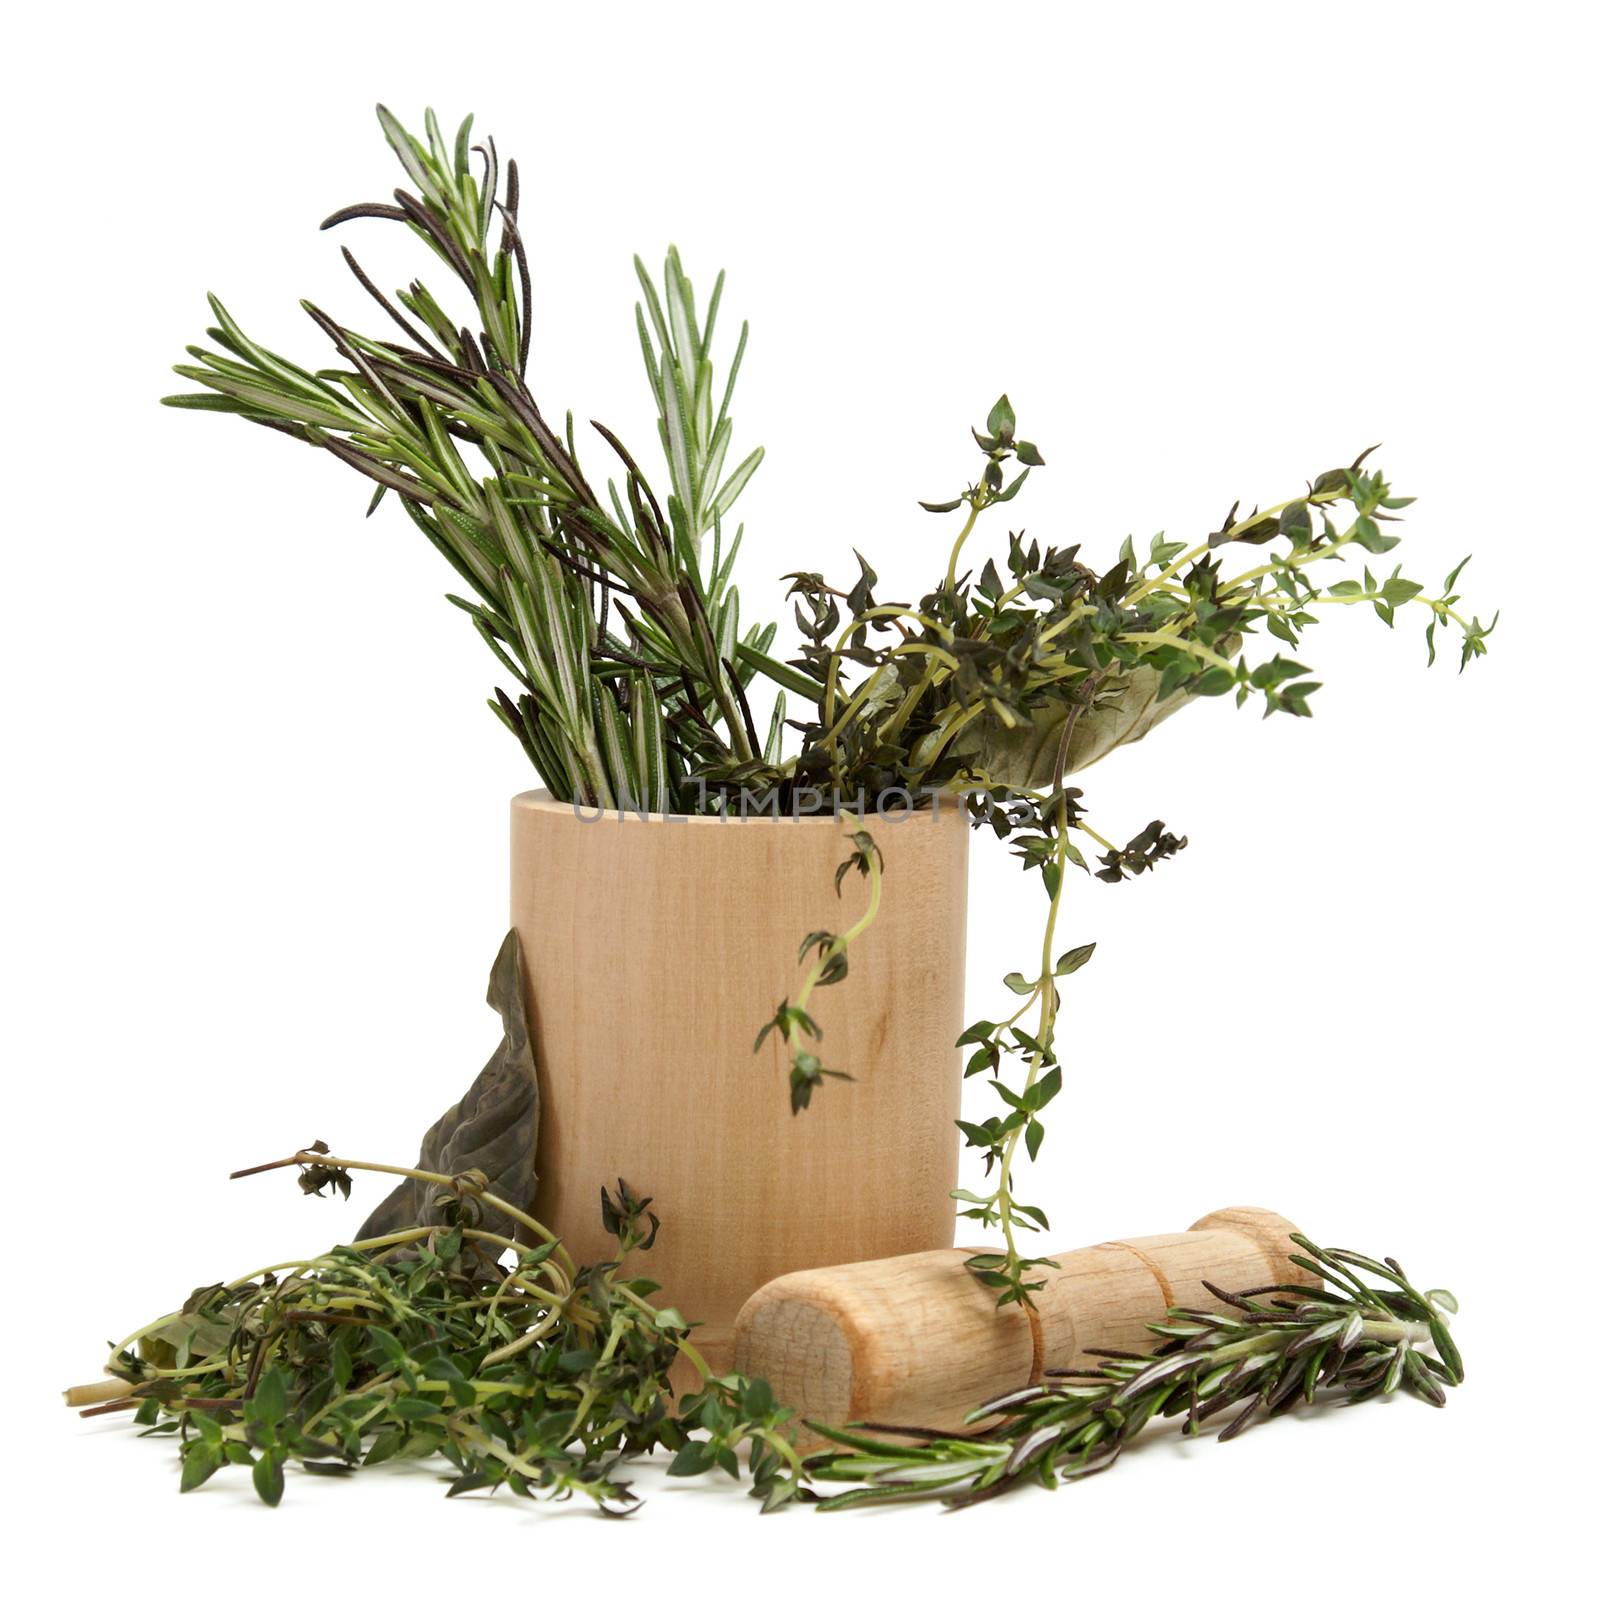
xmin=952 ymin=633 xmax=1242 ymax=791
xmin=357 ymin=930 xmax=540 ymax=1253
xmin=949 ymin=664 xmax=1192 ymax=789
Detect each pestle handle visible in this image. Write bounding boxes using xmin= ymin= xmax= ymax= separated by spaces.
xmin=731 ymin=1205 xmax=1317 ymax=1436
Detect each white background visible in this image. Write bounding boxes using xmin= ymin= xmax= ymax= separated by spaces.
xmin=4 ymin=0 xmax=1593 ymax=1589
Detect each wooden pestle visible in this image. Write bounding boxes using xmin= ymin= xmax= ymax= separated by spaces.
xmin=731 ymin=1206 xmax=1317 ymax=1435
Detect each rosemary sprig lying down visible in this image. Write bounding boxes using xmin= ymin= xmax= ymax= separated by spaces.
xmin=805 ymin=1236 xmax=1463 ymax=1509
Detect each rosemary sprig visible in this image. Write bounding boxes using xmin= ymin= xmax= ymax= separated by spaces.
xmin=804 ymin=1235 xmax=1463 ymax=1509
xmin=165 ymin=107 xmax=775 ymax=811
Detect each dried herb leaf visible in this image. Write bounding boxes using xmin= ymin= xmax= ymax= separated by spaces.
xmin=358 ymin=930 xmax=539 ymax=1248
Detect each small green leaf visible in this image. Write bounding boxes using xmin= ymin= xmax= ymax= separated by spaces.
xmin=251 ymin=1365 xmax=287 ymax=1427
xmin=363 ymin=1430 xmax=405 ymax=1467
xmin=369 ymin=1327 xmax=408 ymax=1370
xmin=179 ymin=1442 xmax=222 ymax=1493
xmin=1054 ymin=942 xmax=1095 ymax=976
xmin=1351 ymin=515 xmax=1400 ymax=553
xmin=1279 ymin=500 xmax=1312 ymax=540
xmin=1382 ymin=576 xmax=1424 ymax=606
xmin=391 ymin=1396 xmax=442 ymax=1421
xmin=986 ymin=394 xmax=1016 ymax=444
xmin=252 ymin=1449 xmax=286 ymax=1507
xmin=991 ymin=467 xmax=1030 ymax=504
xmin=1191 ymin=666 xmax=1237 ymax=697
xmin=742 ymin=1377 xmax=775 ymax=1419
xmin=668 ymin=1440 xmax=714 ymax=1477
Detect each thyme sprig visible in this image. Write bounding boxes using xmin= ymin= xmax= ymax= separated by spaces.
xmin=752 ymin=402 xmax=1489 ymax=1305
xmin=805 ymin=1236 xmax=1463 ymax=1509
xmin=92 ymin=1149 xmax=804 ymax=1515
xmin=755 ymin=822 xmax=883 ymax=1112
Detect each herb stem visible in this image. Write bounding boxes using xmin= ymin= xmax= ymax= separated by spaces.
xmin=819 ymin=606 xmax=949 ymax=740
xmin=793 ymin=819 xmax=883 ymax=1022
xmin=992 ymin=824 xmax=1071 ymax=1272
xmin=1216 ymin=527 xmax=1356 ymax=598
xmin=1118 ymin=630 xmax=1236 ymax=672
xmin=817 ymin=640 xmax=963 ymax=755
xmin=944 ymin=497 xmax=987 ymax=593
xmin=1073 ymin=819 xmax=1114 ymax=853
xmin=232 ymin=1151 xmax=576 ymax=1278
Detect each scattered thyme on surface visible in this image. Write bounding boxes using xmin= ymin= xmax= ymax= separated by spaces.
xmin=93 ymin=1149 xmax=802 ymax=1515
xmin=80 ymin=1154 xmax=1460 ymax=1517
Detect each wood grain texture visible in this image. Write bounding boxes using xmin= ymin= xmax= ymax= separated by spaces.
xmin=731 ymin=1206 xmax=1319 ymax=1434
xmin=510 ymin=790 xmax=971 ymax=1366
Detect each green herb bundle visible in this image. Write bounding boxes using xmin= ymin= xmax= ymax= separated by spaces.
xmin=162 ymin=105 xmax=1493 ymax=1326
xmin=168 ymin=107 xmax=774 ymax=812
xmin=96 ymin=1152 xmax=802 ymax=1515
xmin=754 ymin=409 xmax=1491 ymax=1299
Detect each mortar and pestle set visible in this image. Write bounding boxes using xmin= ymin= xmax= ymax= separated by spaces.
xmin=515 ymin=795 xmax=1318 ymax=1433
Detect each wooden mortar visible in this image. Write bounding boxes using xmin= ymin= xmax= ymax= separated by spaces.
xmin=511 ymin=789 xmax=970 ymax=1370
xmin=731 ymin=1205 xmax=1317 ymax=1434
